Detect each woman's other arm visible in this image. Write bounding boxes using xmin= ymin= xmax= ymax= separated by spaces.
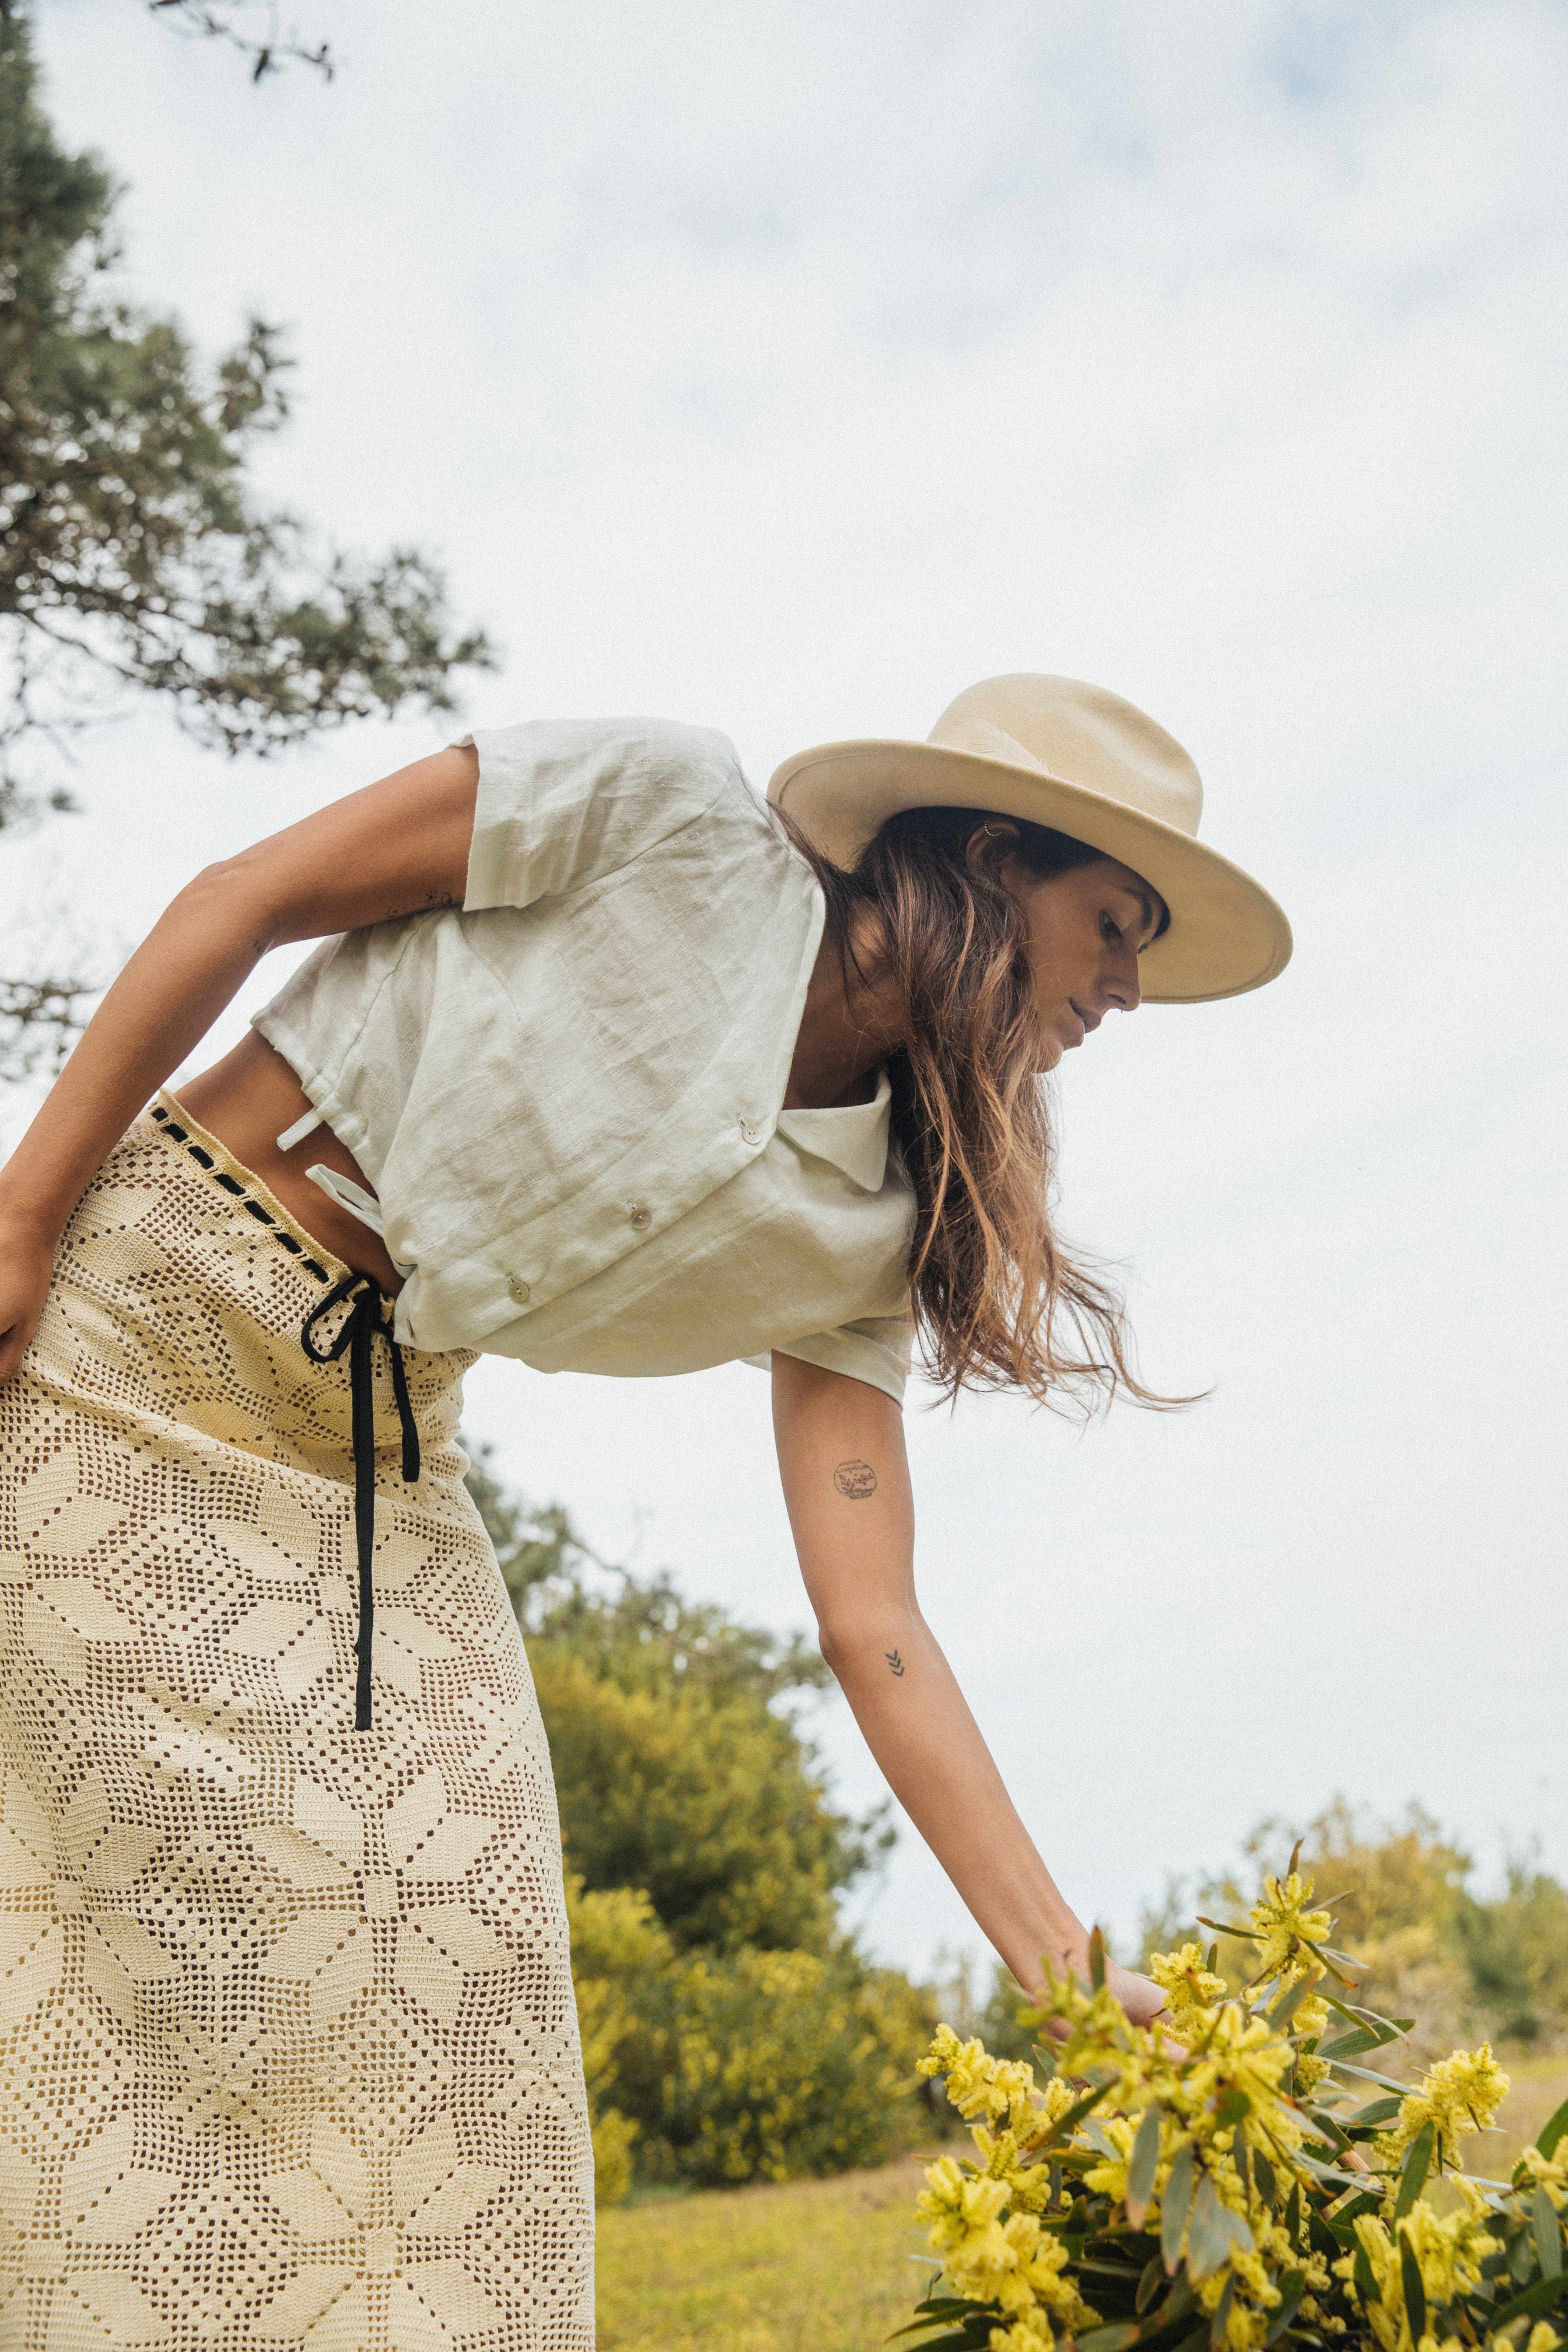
xmin=0 ymin=744 xmax=479 ymax=1381
xmin=772 ymin=1350 xmax=1164 ymax=2020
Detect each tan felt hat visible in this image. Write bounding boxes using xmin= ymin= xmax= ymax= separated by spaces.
xmin=768 ymin=672 xmax=1292 ymax=1003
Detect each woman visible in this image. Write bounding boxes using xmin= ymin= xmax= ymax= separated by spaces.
xmin=0 ymin=672 xmax=1288 ymax=2349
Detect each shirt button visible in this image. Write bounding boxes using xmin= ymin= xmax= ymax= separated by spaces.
xmin=507 ymin=1275 xmax=532 ymax=1304
xmin=739 ymin=1119 xmax=762 ymax=1146
xmin=628 ymin=1205 xmax=652 ymax=1232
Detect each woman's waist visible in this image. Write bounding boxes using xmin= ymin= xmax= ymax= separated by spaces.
xmin=38 ymin=1106 xmax=473 ymax=1468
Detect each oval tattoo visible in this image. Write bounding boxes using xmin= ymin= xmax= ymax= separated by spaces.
xmin=833 ymin=1459 xmax=878 ymax=1502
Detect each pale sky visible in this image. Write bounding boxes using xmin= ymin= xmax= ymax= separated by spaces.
xmin=7 ymin=0 xmax=1566 ymax=1975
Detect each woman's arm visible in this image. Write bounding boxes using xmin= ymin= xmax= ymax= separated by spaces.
xmin=772 ymin=1350 xmax=1164 ymax=2020
xmin=0 ymin=744 xmax=480 ymax=1382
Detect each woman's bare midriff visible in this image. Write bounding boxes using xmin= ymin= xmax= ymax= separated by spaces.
xmin=172 ymin=1032 xmax=406 ymax=1296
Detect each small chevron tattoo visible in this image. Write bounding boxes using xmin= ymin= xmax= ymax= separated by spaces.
xmin=885 ymin=1649 xmax=905 ymax=1678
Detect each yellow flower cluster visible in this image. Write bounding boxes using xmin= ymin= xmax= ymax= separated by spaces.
xmin=1515 ymin=2144 xmax=1568 ymax=2210
xmin=1249 ymin=1872 xmax=1333 ymax=1981
xmin=916 ymin=2160 xmax=1100 ymax=2336
xmin=1334 ymin=2198 xmax=1500 ymax=2352
xmin=910 ymin=1864 xmax=1555 ymax=2352
xmin=1150 ymin=1942 xmax=1228 ymax=2029
xmin=1374 ymin=2045 xmax=1510 ymax=2174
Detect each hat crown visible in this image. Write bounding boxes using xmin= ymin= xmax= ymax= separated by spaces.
xmin=926 ymin=674 xmax=1204 ymax=842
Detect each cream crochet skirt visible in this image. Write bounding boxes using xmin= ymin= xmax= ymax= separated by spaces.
xmin=0 ymin=1102 xmax=592 ymax=2352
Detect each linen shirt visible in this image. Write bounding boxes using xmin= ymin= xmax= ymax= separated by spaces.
xmin=253 ymin=716 xmax=917 ymax=1402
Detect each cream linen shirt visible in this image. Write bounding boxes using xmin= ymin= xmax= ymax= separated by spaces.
xmin=253 ymin=716 xmax=917 ymax=1402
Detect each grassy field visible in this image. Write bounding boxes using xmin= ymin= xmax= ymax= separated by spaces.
xmin=596 ymin=2058 xmax=1568 ymax=2350
xmin=596 ymin=2156 xmax=936 ymax=2351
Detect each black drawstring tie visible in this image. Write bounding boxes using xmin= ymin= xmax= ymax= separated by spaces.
xmin=301 ymin=1274 xmax=421 ymax=1730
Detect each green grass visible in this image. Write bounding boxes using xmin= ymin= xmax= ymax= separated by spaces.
xmin=596 ymin=2058 xmax=1568 ymax=2348
xmin=596 ymin=2158 xmax=937 ymax=2350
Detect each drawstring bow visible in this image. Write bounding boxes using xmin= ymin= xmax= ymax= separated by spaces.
xmin=300 ymin=1274 xmax=420 ymax=1730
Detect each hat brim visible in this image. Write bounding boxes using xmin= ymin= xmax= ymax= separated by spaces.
xmin=768 ymin=738 xmax=1292 ymax=1004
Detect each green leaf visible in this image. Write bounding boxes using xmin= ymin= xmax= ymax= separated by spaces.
xmin=1285 ymin=2184 xmax=1303 ymax=2245
xmin=1205 ymin=1942 xmax=1220 ymax=1977
xmin=1539 ymin=2094 xmax=1568 ymax=2162
xmin=1532 ymin=2185 xmax=1564 ymax=2281
xmin=1126 ymin=2106 xmax=1163 ymax=2230
xmin=1090 ymin=1926 xmax=1108 ymax=1992
xmin=1488 ymin=2272 xmax=1568 ymax=2331
xmin=1136 ymin=2256 xmax=1166 ymax=2314
xmin=1214 ymin=2091 xmax=1252 ymax=2129
xmin=1186 ymin=2174 xmax=1233 ymax=2282
xmin=1268 ymin=1974 xmax=1321 ymax=2032
xmin=1232 ymin=2126 xmax=1251 ymax=2202
xmin=1320 ymin=1994 xmax=1412 ymax=2044
xmin=1348 ymin=2098 xmax=1404 ymax=2129
xmin=1394 ymin=2121 xmax=1436 ymax=2220
xmin=1162 ymin=2144 xmax=1196 ymax=2273
xmin=1034 ymin=2043 xmax=1060 ymax=2080
xmin=1318 ymin=2030 xmax=1378 ymax=2062
xmin=1042 ymin=2080 xmax=1112 ymax=2150
xmin=1320 ymin=2058 xmax=1420 ymax=2096
xmin=1352 ymin=2246 xmax=1382 ymax=2306
xmin=1400 ymin=2236 xmax=1426 ymax=2346
xmin=1253 ymin=2148 xmax=1277 ymax=2206
xmin=1078 ymin=2328 xmax=1140 ymax=2352
xmin=1197 ymin=1917 xmax=1258 ymax=1943
xmin=1206 ymin=2272 xmax=1236 ymax=2350
xmin=884 ymin=2324 xmax=992 ymax=2342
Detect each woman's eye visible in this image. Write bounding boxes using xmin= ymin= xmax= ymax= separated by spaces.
xmin=1100 ymin=911 xmax=1122 ymax=944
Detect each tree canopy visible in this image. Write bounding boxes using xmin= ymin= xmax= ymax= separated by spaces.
xmin=0 ymin=0 xmax=492 ymax=1076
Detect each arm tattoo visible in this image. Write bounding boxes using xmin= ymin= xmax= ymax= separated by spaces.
xmin=833 ymin=1459 xmax=877 ymax=1501
xmin=885 ymin=1648 xmax=905 ymax=1678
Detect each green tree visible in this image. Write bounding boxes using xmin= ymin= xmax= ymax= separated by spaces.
xmin=467 ymin=1449 xmax=891 ymax=1953
xmin=466 ymin=1453 xmax=932 ymax=2196
xmin=0 ymin=0 xmax=492 ymax=1074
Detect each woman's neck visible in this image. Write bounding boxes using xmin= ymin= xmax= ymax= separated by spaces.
xmin=784 ymin=914 xmax=907 ymax=1110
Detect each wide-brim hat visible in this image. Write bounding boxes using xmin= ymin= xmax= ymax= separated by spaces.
xmin=768 ymin=673 xmax=1292 ymax=1003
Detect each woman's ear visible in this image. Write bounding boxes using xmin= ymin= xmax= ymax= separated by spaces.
xmin=964 ymin=818 xmax=1021 ymax=878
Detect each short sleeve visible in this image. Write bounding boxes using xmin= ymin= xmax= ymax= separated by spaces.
xmin=744 ymin=1316 xmax=914 ymax=1406
xmin=460 ymin=716 xmax=744 ymax=912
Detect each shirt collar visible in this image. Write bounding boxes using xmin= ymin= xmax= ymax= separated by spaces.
xmin=774 ymin=1066 xmax=894 ymax=1192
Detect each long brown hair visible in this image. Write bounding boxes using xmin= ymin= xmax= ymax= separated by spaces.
xmin=780 ymin=802 xmax=1177 ymax=1414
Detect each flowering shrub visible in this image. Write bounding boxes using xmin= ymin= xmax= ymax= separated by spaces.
xmin=907 ymin=1858 xmax=1568 ymax=2352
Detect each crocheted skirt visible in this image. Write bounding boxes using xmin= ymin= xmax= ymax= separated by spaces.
xmin=0 ymin=1101 xmax=592 ymax=2352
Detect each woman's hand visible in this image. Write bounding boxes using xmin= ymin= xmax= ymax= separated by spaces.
xmin=1102 ymin=1956 xmax=1170 ymax=2032
xmin=0 ymin=1213 xmax=58 ymax=1385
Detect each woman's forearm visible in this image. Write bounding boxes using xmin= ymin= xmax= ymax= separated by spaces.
xmin=771 ymin=1352 xmax=1088 ymax=1996
xmin=821 ymin=1596 xmax=1088 ymax=1994
xmin=0 ymin=876 xmax=270 ymax=1243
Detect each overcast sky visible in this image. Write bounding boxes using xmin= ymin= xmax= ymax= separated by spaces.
xmin=8 ymin=0 xmax=1566 ymax=1976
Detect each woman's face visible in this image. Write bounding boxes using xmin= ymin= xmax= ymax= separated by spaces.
xmin=994 ymin=844 xmax=1168 ymax=1072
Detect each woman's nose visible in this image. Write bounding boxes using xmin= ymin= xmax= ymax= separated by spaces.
xmin=1106 ymin=956 xmax=1142 ymax=1014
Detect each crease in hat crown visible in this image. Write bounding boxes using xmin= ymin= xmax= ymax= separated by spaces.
xmin=925 ymin=675 xmax=1205 ymax=836
xmin=766 ymin=670 xmax=1292 ymax=1004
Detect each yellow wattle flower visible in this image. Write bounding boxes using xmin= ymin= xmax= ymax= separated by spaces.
xmin=1373 ymin=2043 xmax=1510 ymax=2174
xmin=1248 ymin=1871 xmax=1333 ymax=1978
